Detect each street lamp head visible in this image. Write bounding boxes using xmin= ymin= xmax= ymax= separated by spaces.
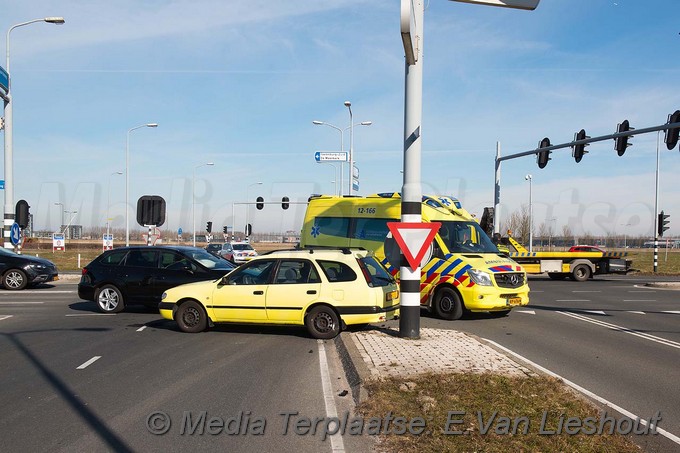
xmin=344 ymin=101 xmax=351 ymax=107
xmin=360 ymin=121 xmax=372 ymax=126
xmin=44 ymin=17 xmax=65 ymax=24
xmin=146 ymin=123 xmax=158 ymax=128
xmin=206 ymin=162 xmax=214 ymax=166
xmin=525 ymin=174 xmax=532 ymax=181
xmin=312 ymin=120 xmax=323 ymax=125
xmin=256 ymin=181 xmax=263 ymax=185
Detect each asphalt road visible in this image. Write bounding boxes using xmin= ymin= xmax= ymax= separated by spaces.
xmin=0 ymin=283 xmax=367 ymax=453
xmin=419 ymin=275 xmax=680 ymax=452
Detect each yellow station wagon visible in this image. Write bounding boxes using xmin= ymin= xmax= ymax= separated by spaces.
xmin=159 ymin=248 xmax=399 ymax=339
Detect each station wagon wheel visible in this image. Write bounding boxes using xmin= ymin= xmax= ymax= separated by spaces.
xmin=434 ymin=287 xmax=463 ymax=320
xmin=176 ymin=300 xmax=208 ymax=333
xmin=96 ymin=285 xmax=125 ymax=313
xmin=305 ymin=305 xmax=340 ymax=339
xmin=3 ymin=269 xmax=28 ymax=290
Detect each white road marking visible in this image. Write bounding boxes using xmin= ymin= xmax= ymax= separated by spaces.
xmin=628 ymin=311 xmax=646 ymax=315
xmin=572 ymin=290 xmax=601 ymax=293
xmin=583 ymin=310 xmax=607 ymax=316
xmin=317 ymin=340 xmax=345 ymax=453
xmin=0 ymin=315 xmax=13 ymax=321
xmin=0 ymin=302 xmax=44 ymax=305
xmin=76 ymin=356 xmax=101 ymax=370
xmin=515 ymin=310 xmax=535 ymax=315
xmin=556 ymin=299 xmax=591 ymax=302
xmin=662 ymin=311 xmax=680 ymax=315
xmin=623 ymin=300 xmax=657 ymax=302
xmin=558 ymin=311 xmax=680 ymax=350
xmin=628 ymin=290 xmax=657 ymax=293
xmin=483 ymin=339 xmax=680 ymax=446
xmin=136 ymin=326 xmax=147 ymax=332
xmin=65 ymin=313 xmax=116 ymax=317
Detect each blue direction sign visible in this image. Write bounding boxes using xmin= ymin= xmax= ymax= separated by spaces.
xmin=0 ymin=180 xmax=4 ymax=190
xmin=10 ymin=222 xmax=20 ymax=246
xmin=314 ymin=151 xmax=348 ymax=162
xmin=178 ymin=227 xmax=183 ymax=235
xmin=0 ymin=66 xmax=8 ymax=93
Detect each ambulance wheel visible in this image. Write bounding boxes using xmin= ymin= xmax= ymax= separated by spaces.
xmin=570 ymin=264 xmax=591 ymax=282
xmin=434 ymin=288 xmax=463 ymax=321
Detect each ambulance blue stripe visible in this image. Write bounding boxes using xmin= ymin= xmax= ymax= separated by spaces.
xmin=454 ymin=264 xmax=472 ymax=280
xmin=436 ymin=258 xmax=462 ymax=278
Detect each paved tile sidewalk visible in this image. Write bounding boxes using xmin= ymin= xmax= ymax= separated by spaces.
xmin=351 ymin=327 xmax=532 ymax=379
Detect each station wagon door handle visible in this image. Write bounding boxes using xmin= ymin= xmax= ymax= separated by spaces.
xmin=306 ymin=290 xmax=317 ymax=295
xmin=253 ymin=290 xmax=264 ymax=295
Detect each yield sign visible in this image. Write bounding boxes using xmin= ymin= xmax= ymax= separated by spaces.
xmin=387 ymin=222 xmax=441 ymax=270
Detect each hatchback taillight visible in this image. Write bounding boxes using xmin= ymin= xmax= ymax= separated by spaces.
xmin=81 ymin=267 xmax=88 ymax=276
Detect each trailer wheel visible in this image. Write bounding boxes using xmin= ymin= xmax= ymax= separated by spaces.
xmin=570 ymin=264 xmax=591 ymax=282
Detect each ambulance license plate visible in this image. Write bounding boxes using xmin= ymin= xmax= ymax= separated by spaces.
xmin=507 ymin=297 xmax=521 ymax=306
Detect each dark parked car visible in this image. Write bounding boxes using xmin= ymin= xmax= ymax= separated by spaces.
xmin=78 ymin=246 xmax=236 ymax=313
xmin=205 ymin=243 xmax=223 ymax=257
xmin=0 ymin=248 xmax=59 ymax=290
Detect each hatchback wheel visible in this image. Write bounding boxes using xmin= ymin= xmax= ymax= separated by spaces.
xmin=305 ymin=305 xmax=341 ymax=339
xmin=3 ymin=269 xmax=28 ymax=290
xmin=176 ymin=301 xmax=208 ymax=333
xmin=96 ymin=285 xmax=125 ymax=313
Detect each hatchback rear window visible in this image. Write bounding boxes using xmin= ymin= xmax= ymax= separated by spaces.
xmin=359 ymin=256 xmax=395 ymax=287
xmin=99 ymin=250 xmax=128 ymax=265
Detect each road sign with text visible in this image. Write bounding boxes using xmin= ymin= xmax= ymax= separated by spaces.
xmin=314 ymin=152 xmax=348 ymax=162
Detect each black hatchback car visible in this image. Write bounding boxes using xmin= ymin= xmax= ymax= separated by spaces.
xmin=78 ymin=246 xmax=236 ymax=313
xmin=0 ymin=247 xmax=59 ymax=290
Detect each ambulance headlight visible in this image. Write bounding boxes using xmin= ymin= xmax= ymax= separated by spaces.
xmin=468 ymin=269 xmax=493 ymax=286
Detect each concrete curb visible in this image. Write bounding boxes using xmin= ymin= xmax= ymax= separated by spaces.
xmin=334 ymin=331 xmax=371 ymax=405
xmin=644 ymin=281 xmax=680 ymax=289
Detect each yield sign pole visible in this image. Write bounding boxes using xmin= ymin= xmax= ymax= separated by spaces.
xmin=400 ymin=0 xmax=425 ymax=339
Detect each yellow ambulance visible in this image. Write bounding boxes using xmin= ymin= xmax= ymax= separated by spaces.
xmin=300 ymin=193 xmax=529 ymax=319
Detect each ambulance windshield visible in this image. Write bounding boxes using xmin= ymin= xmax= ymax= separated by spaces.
xmin=438 ymin=221 xmax=499 ymax=254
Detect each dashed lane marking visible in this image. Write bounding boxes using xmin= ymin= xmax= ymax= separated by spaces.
xmin=0 ymin=315 xmax=13 ymax=321
xmin=515 ymin=310 xmax=535 ymax=315
xmin=136 ymin=326 xmax=147 ymax=332
xmin=76 ymin=356 xmax=101 ymax=370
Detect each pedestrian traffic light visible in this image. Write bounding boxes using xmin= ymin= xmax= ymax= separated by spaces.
xmin=206 ymin=221 xmax=212 ymax=233
xmin=282 ymin=196 xmax=289 ymax=210
xmin=664 ymin=110 xmax=680 ymax=151
xmin=658 ymin=211 xmax=670 ymax=237
xmin=572 ymin=129 xmax=589 ymax=163
xmin=536 ymin=137 xmax=551 ymax=169
xmin=15 ymin=200 xmax=30 ymax=229
xmin=245 ymin=223 xmax=252 ymax=236
xmin=223 ymin=226 xmax=228 ymax=234
xmin=256 ymin=196 xmax=264 ymax=210
xmin=614 ymin=120 xmax=633 ymax=156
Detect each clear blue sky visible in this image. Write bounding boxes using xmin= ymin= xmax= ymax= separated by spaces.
xmin=2 ymin=0 xmax=680 ymax=239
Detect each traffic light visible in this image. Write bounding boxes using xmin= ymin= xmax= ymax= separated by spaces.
xmin=614 ymin=120 xmax=633 ymax=156
xmin=282 ymin=196 xmax=289 ymax=210
xmin=223 ymin=226 xmax=228 ymax=234
xmin=664 ymin=110 xmax=680 ymax=151
xmin=658 ymin=211 xmax=670 ymax=237
xmin=572 ymin=129 xmax=589 ymax=163
xmin=15 ymin=200 xmax=30 ymax=229
xmin=256 ymin=196 xmax=264 ymax=210
xmin=245 ymin=223 xmax=252 ymax=236
xmin=206 ymin=221 xmax=212 ymax=233
xmin=536 ymin=137 xmax=551 ymax=169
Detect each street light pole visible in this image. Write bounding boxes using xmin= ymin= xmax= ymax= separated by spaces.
xmin=525 ymin=174 xmax=533 ymax=253
xmin=4 ymin=17 xmax=65 ymax=249
xmin=313 ymin=119 xmax=372 ymax=196
xmin=245 ymin=182 xmax=263 ymax=240
xmin=107 ymin=171 xmax=123 ymax=236
xmin=192 ymin=162 xmax=214 ymax=247
xmin=125 ymin=123 xmax=158 ymax=246
xmin=344 ymin=101 xmax=354 ymax=195
xmin=54 ymin=202 xmax=63 ymax=232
